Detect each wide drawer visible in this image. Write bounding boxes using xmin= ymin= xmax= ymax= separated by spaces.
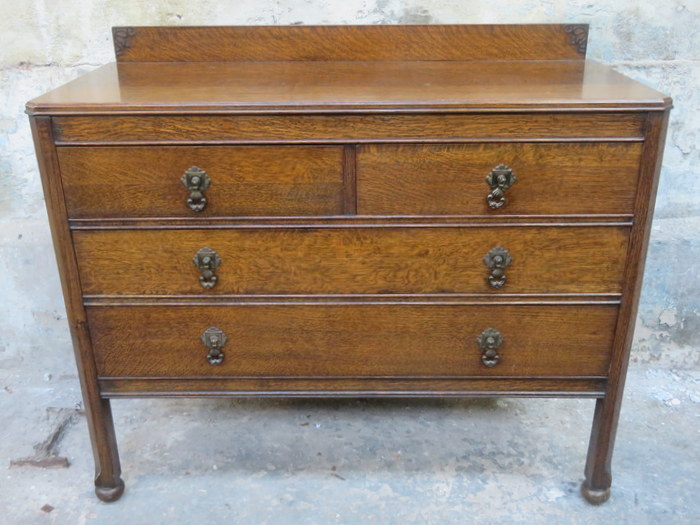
xmin=88 ymin=304 xmax=617 ymax=378
xmin=52 ymin=113 xmax=646 ymax=143
xmin=357 ymin=143 xmax=642 ymax=216
xmin=58 ymin=145 xmax=345 ymax=218
xmin=74 ymin=226 xmax=629 ymax=295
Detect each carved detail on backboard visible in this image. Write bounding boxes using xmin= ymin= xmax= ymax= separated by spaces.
xmin=113 ymin=27 xmax=136 ymax=57
xmin=564 ymin=25 xmax=588 ymax=55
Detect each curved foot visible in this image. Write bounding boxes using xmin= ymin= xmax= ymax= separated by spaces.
xmin=95 ymin=478 xmax=125 ymax=502
xmin=580 ymin=481 xmax=610 ymax=505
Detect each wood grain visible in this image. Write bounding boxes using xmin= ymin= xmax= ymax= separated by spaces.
xmin=69 ymin=216 xmax=635 ymax=229
xmin=113 ymin=25 xmax=587 ymax=62
xmin=29 ymin=117 xmax=124 ymax=500
xmin=87 ymin=304 xmax=617 ymax=378
xmin=98 ymin=377 xmax=607 ymax=397
xmin=357 ymin=143 xmax=642 ymax=216
xmin=583 ymin=109 xmax=672 ymax=499
xmin=51 ymin=113 xmax=646 ymax=144
xmin=342 ymin=145 xmax=357 ymax=215
xmin=73 ymin=226 xmax=630 ymax=295
xmin=27 ymin=61 xmax=668 ymax=116
xmin=83 ymin=295 xmax=622 ymax=307
xmin=58 ymin=145 xmax=344 ymax=218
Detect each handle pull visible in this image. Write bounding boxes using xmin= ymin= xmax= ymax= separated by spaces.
xmin=181 ymin=166 xmax=211 ymax=212
xmin=201 ymin=326 xmax=227 ymax=365
xmin=484 ymin=246 xmax=512 ymax=288
xmin=486 ymin=164 xmax=517 ymax=209
xmin=193 ymin=247 xmax=221 ymax=289
xmin=476 ymin=328 xmax=503 ymax=367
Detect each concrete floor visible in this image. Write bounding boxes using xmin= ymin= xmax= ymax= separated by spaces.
xmin=2 ymin=359 xmax=699 ymax=524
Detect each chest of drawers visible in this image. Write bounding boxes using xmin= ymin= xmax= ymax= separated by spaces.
xmin=26 ymin=24 xmax=670 ymax=504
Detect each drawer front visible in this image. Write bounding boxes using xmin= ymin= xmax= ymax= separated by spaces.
xmin=58 ymin=146 xmax=345 ymax=218
xmin=74 ymin=226 xmax=629 ymax=295
xmin=88 ymin=304 xmax=617 ymax=378
xmin=52 ymin=113 xmax=646 ymax=143
xmin=357 ymin=143 xmax=642 ymax=216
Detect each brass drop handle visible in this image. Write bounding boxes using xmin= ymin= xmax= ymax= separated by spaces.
xmin=477 ymin=328 xmax=503 ymax=367
xmin=486 ymin=164 xmax=517 ymax=209
xmin=193 ymin=247 xmax=221 ymax=289
xmin=201 ymin=326 xmax=227 ymax=365
xmin=484 ymin=246 xmax=512 ymax=288
xmin=181 ymin=166 xmax=211 ymax=212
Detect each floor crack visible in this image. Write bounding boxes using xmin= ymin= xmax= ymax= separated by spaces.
xmin=9 ymin=407 xmax=82 ymax=469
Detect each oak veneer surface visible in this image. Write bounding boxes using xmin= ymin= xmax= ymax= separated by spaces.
xmin=88 ymin=304 xmax=617 ymax=378
xmin=58 ymin=146 xmax=345 ymax=218
xmin=357 ymin=143 xmax=642 ymax=216
xmin=27 ymin=61 xmax=668 ymax=115
xmin=98 ymin=377 xmax=608 ymax=397
xmin=51 ymin=112 xmax=647 ymax=144
xmin=58 ymin=142 xmax=641 ymax=218
xmin=74 ymin=226 xmax=629 ymax=296
xmin=114 ymin=25 xmax=587 ymax=62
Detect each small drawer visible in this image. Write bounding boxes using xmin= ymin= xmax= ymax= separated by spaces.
xmin=88 ymin=304 xmax=617 ymax=378
xmin=356 ymin=143 xmax=642 ymax=216
xmin=74 ymin=225 xmax=629 ymax=296
xmin=58 ymin=145 xmax=345 ymax=218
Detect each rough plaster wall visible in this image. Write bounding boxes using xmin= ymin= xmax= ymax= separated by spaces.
xmin=1 ymin=1 xmax=698 ymax=385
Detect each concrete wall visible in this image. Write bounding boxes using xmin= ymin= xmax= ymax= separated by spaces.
xmin=1 ymin=1 xmax=698 ymax=386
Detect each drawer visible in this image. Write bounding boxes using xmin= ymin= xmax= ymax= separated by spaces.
xmin=74 ymin=226 xmax=629 ymax=295
xmin=58 ymin=145 xmax=345 ymax=218
xmin=88 ymin=304 xmax=617 ymax=378
xmin=357 ymin=143 xmax=642 ymax=216
xmin=53 ymin=113 xmax=646 ymax=143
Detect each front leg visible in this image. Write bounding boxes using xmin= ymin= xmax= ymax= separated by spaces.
xmin=581 ymin=396 xmax=620 ymax=504
xmin=88 ymin=398 xmax=125 ymax=502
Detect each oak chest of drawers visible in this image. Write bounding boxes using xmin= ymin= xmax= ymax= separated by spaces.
xmin=27 ymin=24 xmax=671 ymax=504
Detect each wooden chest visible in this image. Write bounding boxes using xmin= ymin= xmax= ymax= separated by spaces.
xmin=26 ymin=24 xmax=670 ymax=504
